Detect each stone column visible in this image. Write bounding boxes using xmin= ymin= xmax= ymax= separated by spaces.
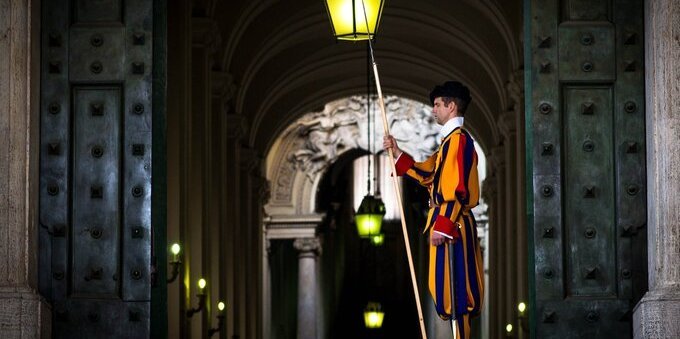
xmin=166 ymin=1 xmax=192 ymax=338
xmin=239 ymin=148 xmax=267 ymax=339
xmin=224 ymin=114 xmax=245 ymax=339
xmin=633 ymin=1 xmax=680 ymax=337
xmin=0 ymin=0 xmax=49 ymax=337
xmin=481 ymin=175 xmax=497 ymax=339
xmin=294 ymin=237 xmax=321 ymax=339
xmin=488 ymin=147 xmax=506 ymax=339
xmin=499 ymin=112 xmax=518 ymax=329
xmin=507 ymin=70 xmax=528 ymax=309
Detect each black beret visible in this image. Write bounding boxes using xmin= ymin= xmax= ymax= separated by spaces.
xmin=429 ymin=81 xmax=472 ymax=106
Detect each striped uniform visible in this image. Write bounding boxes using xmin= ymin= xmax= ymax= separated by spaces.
xmin=395 ymin=127 xmax=484 ymax=339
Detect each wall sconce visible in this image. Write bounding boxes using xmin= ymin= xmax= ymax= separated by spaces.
xmin=505 ymin=323 xmax=514 ymax=337
xmin=186 ymin=278 xmax=207 ymax=318
xmin=209 ymin=301 xmax=226 ymax=337
xmin=517 ymin=301 xmax=528 ymax=333
xmin=518 ymin=302 xmax=527 ymax=314
xmin=167 ymin=243 xmax=182 ymax=283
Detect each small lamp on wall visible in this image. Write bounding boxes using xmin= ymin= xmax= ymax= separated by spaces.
xmin=167 ymin=243 xmax=182 ymax=283
xmin=186 ymin=278 xmax=207 ymax=318
xmin=209 ymin=301 xmax=226 ymax=337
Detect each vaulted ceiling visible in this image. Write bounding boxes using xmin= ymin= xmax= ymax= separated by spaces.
xmin=193 ymin=0 xmax=523 ymax=154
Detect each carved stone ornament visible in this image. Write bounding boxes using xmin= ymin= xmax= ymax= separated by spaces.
xmin=293 ymin=237 xmax=322 ymax=257
xmin=281 ymin=95 xmax=438 ymax=181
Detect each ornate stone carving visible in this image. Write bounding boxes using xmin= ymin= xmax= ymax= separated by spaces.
xmin=226 ymin=114 xmax=247 ymax=139
xmin=211 ymin=71 xmax=237 ymax=114
xmin=274 ymin=162 xmax=295 ymax=202
xmin=293 ymin=237 xmax=322 ymax=257
xmin=481 ymin=176 xmax=498 ymax=202
xmin=192 ymin=18 xmax=221 ymax=52
xmin=258 ymin=178 xmax=271 ymax=205
xmin=240 ymin=147 xmax=261 ymax=174
xmin=488 ymin=146 xmax=506 ymax=172
xmin=497 ymin=111 xmax=517 ymax=137
xmin=506 ymin=70 xmax=524 ymax=113
xmin=281 ymin=95 xmax=439 ymax=181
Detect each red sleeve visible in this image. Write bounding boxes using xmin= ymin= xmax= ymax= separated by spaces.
xmin=433 ymin=215 xmax=460 ymax=240
xmin=395 ymin=153 xmax=415 ymax=176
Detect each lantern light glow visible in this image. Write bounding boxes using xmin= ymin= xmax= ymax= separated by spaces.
xmin=355 ymin=195 xmax=386 ymax=237
xmin=324 ymin=0 xmax=384 ymax=41
xmin=518 ymin=302 xmax=526 ymax=314
xmin=506 ymin=323 xmax=513 ymax=333
xmin=218 ymin=301 xmax=225 ymax=311
xmin=363 ymin=302 xmax=385 ymax=328
xmin=370 ymin=233 xmax=385 ymax=246
xmin=171 ymin=243 xmax=181 ymax=255
xmin=198 ymin=278 xmax=207 ymax=290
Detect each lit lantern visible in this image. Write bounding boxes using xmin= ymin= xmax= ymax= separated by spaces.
xmin=170 ymin=243 xmax=181 ymax=262
xmin=217 ymin=301 xmax=225 ymax=312
xmin=355 ymin=195 xmax=386 ymax=237
xmin=324 ymin=0 xmax=385 ymax=41
xmin=198 ymin=278 xmax=207 ymax=290
xmin=363 ymin=302 xmax=385 ymax=328
xmin=506 ymin=323 xmax=513 ymax=333
xmin=517 ymin=302 xmax=526 ymax=314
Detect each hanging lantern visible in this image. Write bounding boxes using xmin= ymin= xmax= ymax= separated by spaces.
xmin=364 ymin=302 xmax=385 ymax=328
xmin=355 ymin=195 xmax=386 ymax=237
xmin=324 ymin=0 xmax=385 ymax=41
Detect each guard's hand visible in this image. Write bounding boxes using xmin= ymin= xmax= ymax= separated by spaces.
xmin=383 ymin=135 xmax=403 ymax=158
xmin=430 ymin=232 xmax=448 ymax=246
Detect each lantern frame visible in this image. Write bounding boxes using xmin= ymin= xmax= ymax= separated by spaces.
xmin=363 ymin=302 xmax=385 ymax=328
xmin=355 ymin=194 xmax=386 ymax=237
xmin=324 ymin=0 xmax=385 ymax=41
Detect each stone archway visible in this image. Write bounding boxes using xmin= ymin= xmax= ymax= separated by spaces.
xmin=262 ymin=94 xmax=490 ymax=338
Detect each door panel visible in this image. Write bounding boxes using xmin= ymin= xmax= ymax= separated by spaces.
xmin=528 ymin=0 xmax=646 ymax=337
xmin=39 ymin=1 xmax=154 ymax=337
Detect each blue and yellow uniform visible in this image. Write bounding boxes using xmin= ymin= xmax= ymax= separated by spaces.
xmin=395 ymin=126 xmax=484 ymax=339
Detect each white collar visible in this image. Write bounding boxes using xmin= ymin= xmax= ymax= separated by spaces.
xmin=439 ymin=117 xmax=464 ymax=140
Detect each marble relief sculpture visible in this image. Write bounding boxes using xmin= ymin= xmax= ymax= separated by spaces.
xmin=283 ymin=95 xmax=439 ymax=181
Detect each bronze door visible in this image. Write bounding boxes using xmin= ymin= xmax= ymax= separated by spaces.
xmin=39 ymin=0 xmax=157 ymax=337
xmin=527 ymin=0 xmax=647 ymax=337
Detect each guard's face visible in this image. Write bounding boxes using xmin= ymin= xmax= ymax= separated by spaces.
xmin=432 ymin=97 xmax=456 ymax=125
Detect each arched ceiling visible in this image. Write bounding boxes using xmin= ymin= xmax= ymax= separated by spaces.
xmin=194 ymin=0 xmax=523 ymax=155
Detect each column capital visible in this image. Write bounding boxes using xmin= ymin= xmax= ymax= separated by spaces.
xmin=488 ymin=146 xmax=506 ymax=169
xmin=256 ymin=177 xmax=271 ymax=205
xmin=505 ymin=69 xmax=524 ymax=113
xmin=497 ymin=110 xmax=517 ymax=137
xmin=481 ymin=176 xmax=498 ymax=201
xmin=192 ymin=17 xmax=221 ymax=49
xmin=211 ymin=71 xmax=236 ymax=101
xmin=240 ymin=147 xmax=262 ymax=174
xmin=294 ymin=237 xmax=322 ymax=257
xmin=226 ymin=114 xmax=247 ymax=139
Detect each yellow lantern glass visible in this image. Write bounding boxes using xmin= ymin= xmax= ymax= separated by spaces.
xmin=218 ymin=301 xmax=225 ymax=311
xmin=506 ymin=323 xmax=513 ymax=333
xmin=363 ymin=302 xmax=385 ymax=328
xmin=355 ymin=195 xmax=385 ymax=237
xmin=324 ymin=0 xmax=384 ymax=41
xmin=197 ymin=278 xmax=207 ymax=290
